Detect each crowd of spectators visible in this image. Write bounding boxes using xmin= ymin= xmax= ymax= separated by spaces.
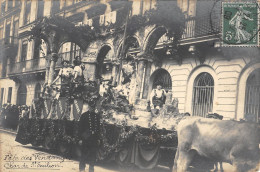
xmin=0 ymin=103 xmax=29 ymax=130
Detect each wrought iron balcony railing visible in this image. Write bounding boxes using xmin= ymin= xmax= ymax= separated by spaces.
xmin=7 ymin=50 xmax=81 ymax=75
xmin=182 ymin=16 xmax=220 ymax=40
xmin=7 ymin=57 xmax=47 ymax=75
xmin=156 ymin=15 xmax=220 ymax=45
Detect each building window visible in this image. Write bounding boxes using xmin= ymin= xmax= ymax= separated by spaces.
xmin=21 ymin=41 xmax=28 ymax=61
xmin=1 ymin=1 xmax=6 ymax=15
xmin=17 ymin=84 xmax=27 ymax=105
xmin=1 ymin=57 xmax=7 ymax=77
xmin=192 ymin=72 xmax=214 ymax=117
xmin=244 ymin=68 xmax=260 ymax=123
xmin=0 ymin=27 xmax=3 ymax=39
xmin=59 ymin=42 xmax=82 ymax=64
xmin=34 ymin=83 xmax=41 ymax=99
xmin=24 ymin=0 xmax=31 ymax=25
xmin=15 ymin=0 xmax=20 ymax=7
xmin=5 ymin=24 xmax=10 ymax=44
xmin=34 ymin=43 xmax=40 ymax=59
xmin=37 ymin=0 xmax=44 ymax=19
xmin=7 ymin=0 xmax=13 ymax=10
xmin=7 ymin=87 xmax=12 ymax=103
xmin=13 ymin=20 xmax=18 ymax=44
xmin=0 ymin=88 xmax=4 ymax=105
xmin=51 ymin=0 xmax=60 ymax=15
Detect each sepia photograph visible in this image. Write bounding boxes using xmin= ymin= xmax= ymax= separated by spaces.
xmin=0 ymin=0 xmax=259 ymax=171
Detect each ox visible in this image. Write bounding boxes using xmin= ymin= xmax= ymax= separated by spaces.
xmin=172 ymin=117 xmax=259 ymax=172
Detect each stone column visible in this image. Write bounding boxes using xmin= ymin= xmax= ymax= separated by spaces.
xmin=45 ymin=54 xmax=50 ymax=84
xmin=47 ymin=53 xmax=59 ymax=85
xmin=111 ymin=60 xmax=120 ymax=85
xmin=82 ymin=57 xmax=97 ymax=81
xmin=135 ymin=58 xmax=146 ymax=100
xmin=142 ymin=59 xmax=153 ymax=99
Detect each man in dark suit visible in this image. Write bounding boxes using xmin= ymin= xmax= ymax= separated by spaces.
xmin=78 ymin=101 xmax=101 ymax=172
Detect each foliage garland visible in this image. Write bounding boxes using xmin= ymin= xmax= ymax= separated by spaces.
xmin=15 ymin=118 xmax=178 ymax=160
xmin=29 ymin=1 xmax=185 ymax=48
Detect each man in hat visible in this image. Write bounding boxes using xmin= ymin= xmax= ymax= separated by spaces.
xmin=78 ymin=87 xmax=101 ymax=172
xmin=149 ymin=83 xmax=166 ymax=115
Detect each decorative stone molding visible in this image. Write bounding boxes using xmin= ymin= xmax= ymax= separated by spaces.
xmin=136 ymin=52 xmax=153 ymax=61
xmin=82 ymin=57 xmax=97 ymax=64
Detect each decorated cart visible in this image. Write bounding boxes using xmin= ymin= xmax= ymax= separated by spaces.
xmin=15 ymin=78 xmax=188 ymax=170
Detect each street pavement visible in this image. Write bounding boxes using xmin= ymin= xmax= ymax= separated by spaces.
xmin=0 ymin=129 xmax=170 ymax=172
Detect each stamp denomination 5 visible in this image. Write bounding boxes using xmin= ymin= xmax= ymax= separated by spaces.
xmin=222 ymin=2 xmax=259 ymax=46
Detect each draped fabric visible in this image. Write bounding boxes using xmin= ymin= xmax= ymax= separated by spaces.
xmin=115 ymin=142 xmax=160 ymax=169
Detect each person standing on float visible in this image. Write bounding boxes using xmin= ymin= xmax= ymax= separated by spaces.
xmin=48 ymin=60 xmax=73 ymax=119
xmin=51 ymin=60 xmax=74 ymax=98
xmin=78 ymin=92 xmax=101 ymax=172
xmin=72 ymin=56 xmax=85 ymax=98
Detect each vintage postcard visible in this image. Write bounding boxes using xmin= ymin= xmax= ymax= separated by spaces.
xmin=0 ymin=0 xmax=259 ymax=172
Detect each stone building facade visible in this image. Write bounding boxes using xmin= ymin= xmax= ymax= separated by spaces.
xmin=0 ymin=0 xmax=259 ymax=122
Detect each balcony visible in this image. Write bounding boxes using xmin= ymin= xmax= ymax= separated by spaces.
xmin=7 ymin=50 xmax=81 ymax=75
xmin=7 ymin=57 xmax=47 ymax=75
xmin=182 ymin=16 xmax=220 ymax=40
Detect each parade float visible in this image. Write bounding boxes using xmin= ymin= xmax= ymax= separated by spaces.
xmin=15 ymin=76 xmax=185 ymax=169
xmin=14 ymin=1 xmax=189 ymax=170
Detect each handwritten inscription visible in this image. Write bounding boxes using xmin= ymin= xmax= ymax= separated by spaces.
xmin=3 ymin=152 xmax=64 ymax=170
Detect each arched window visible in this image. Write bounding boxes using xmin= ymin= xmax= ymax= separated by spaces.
xmin=152 ymin=69 xmax=172 ymax=91
xmin=244 ymin=68 xmax=260 ymax=123
xmin=59 ymin=42 xmax=82 ymax=65
xmin=96 ymin=45 xmax=111 ymax=80
xmin=192 ymin=72 xmax=214 ymax=117
xmin=34 ymin=83 xmax=41 ymax=99
xmin=17 ymin=84 xmax=27 ymax=105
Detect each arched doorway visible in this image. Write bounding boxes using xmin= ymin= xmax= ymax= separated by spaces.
xmin=34 ymin=83 xmax=41 ymax=99
xmin=17 ymin=84 xmax=27 ymax=105
xmin=244 ymin=68 xmax=260 ymax=123
xmin=116 ymin=36 xmax=140 ymax=85
xmin=96 ymin=45 xmax=112 ymax=80
xmin=192 ymin=72 xmax=214 ymax=117
xmin=151 ymin=69 xmax=172 ymax=91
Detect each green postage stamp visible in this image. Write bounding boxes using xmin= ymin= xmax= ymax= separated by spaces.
xmin=222 ymin=2 xmax=259 ymax=46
